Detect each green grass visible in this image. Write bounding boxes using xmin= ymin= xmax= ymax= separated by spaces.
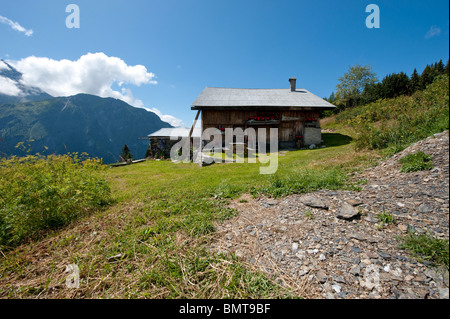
xmin=400 ymin=232 xmax=449 ymax=269
xmin=137 ymin=248 xmax=295 ymax=299
xmin=376 ymin=211 xmax=396 ymax=229
xmin=399 ymin=151 xmax=434 ymax=173
xmin=304 ymin=210 xmax=314 ymax=220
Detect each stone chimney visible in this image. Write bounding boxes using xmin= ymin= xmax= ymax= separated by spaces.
xmin=289 ymin=78 xmax=297 ymax=92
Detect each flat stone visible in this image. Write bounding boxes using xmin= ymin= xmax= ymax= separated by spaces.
xmin=439 ymin=288 xmax=449 ymax=299
xmin=347 ymin=199 xmax=363 ymax=206
xmin=364 ymin=215 xmax=378 ymax=223
xmin=378 ymin=252 xmax=392 ymax=260
xmin=300 ymin=195 xmax=329 ymax=210
xmin=316 ymin=270 xmax=328 ymax=284
xmin=298 ymin=267 xmax=310 ymax=277
xmin=332 ymin=284 xmax=342 ymax=293
xmin=334 ymin=276 xmax=346 ymax=284
xmin=418 ymin=204 xmax=433 ymax=213
xmin=337 ymin=202 xmax=360 ymax=220
xmin=350 ymin=265 xmax=361 ymax=276
xmin=349 ymin=233 xmax=368 ymax=241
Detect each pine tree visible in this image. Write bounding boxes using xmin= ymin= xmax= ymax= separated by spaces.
xmin=445 ymin=60 xmax=449 ymax=76
xmin=381 ymin=72 xmax=410 ymax=98
xmin=409 ymin=68 xmax=421 ymax=94
xmin=436 ymin=59 xmax=445 ymax=75
xmin=328 ymin=92 xmax=336 ymax=104
xmin=361 ymin=82 xmax=383 ymax=104
xmin=121 ymin=144 xmax=133 ymax=162
xmin=420 ymin=65 xmax=434 ymax=89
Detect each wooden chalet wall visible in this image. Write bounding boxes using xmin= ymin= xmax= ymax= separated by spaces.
xmin=201 ymin=109 xmax=321 ymax=147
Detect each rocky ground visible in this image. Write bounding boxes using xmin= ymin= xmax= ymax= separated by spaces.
xmin=211 ymin=131 xmax=449 ymax=299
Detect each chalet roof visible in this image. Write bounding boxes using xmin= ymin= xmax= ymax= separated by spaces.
xmin=191 ymin=87 xmax=336 ymax=110
xmin=148 ymin=127 xmax=202 ymax=138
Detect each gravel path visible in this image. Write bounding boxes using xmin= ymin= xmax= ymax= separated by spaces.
xmin=211 ymin=131 xmax=449 ymax=299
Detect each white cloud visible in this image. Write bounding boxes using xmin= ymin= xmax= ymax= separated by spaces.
xmin=146 ymin=107 xmax=184 ymax=127
xmin=12 ymin=53 xmax=156 ymax=105
xmin=0 ymin=76 xmax=21 ymax=95
xmin=9 ymin=52 xmax=183 ymax=126
xmin=0 ymin=15 xmax=33 ymax=36
xmin=0 ymin=62 xmax=9 ymax=70
xmin=425 ymin=25 xmax=441 ymax=39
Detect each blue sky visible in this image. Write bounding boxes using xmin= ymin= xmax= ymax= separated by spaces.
xmin=1 ymin=0 xmax=449 ymax=127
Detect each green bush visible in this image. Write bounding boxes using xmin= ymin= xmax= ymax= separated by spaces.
xmin=399 ymin=151 xmax=434 ymax=173
xmin=0 ymin=153 xmax=112 ymax=249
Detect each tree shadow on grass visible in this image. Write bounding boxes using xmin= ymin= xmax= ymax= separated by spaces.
xmin=322 ymin=133 xmax=353 ymax=147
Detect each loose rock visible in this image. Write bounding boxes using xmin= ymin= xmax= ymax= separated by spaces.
xmin=337 ymin=202 xmax=360 ymax=220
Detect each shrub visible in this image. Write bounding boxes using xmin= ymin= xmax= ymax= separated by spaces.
xmin=0 ymin=153 xmax=112 ymax=249
xmin=399 ymin=151 xmax=434 ymax=173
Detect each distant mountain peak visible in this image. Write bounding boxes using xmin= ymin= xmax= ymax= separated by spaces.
xmin=0 ymin=59 xmax=23 ymax=82
xmin=0 ymin=92 xmax=173 ymax=163
xmin=0 ymin=60 xmax=53 ymax=103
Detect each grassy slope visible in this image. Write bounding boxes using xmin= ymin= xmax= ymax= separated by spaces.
xmin=332 ymin=74 xmax=449 ymax=155
xmin=0 ymin=131 xmax=379 ymax=299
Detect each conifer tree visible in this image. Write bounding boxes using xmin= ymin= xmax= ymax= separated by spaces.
xmin=381 ymin=72 xmax=410 ymax=98
xmin=121 ymin=144 xmax=133 ymax=162
xmin=409 ymin=68 xmax=421 ymax=94
xmin=328 ymin=92 xmax=336 ymax=104
xmin=420 ymin=65 xmax=434 ymax=89
xmin=436 ymin=59 xmax=445 ymax=74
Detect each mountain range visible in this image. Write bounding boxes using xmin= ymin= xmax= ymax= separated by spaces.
xmin=0 ymin=60 xmax=172 ymax=163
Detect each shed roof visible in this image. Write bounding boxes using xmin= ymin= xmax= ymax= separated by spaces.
xmin=191 ymin=87 xmax=336 ymax=110
xmin=148 ymin=127 xmax=202 ymax=138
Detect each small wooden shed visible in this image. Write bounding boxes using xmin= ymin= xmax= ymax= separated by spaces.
xmin=191 ymin=78 xmax=336 ymax=148
xmin=146 ymin=127 xmax=201 ymax=159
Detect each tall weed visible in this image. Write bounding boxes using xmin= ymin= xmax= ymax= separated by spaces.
xmin=0 ymin=153 xmax=112 ymax=249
